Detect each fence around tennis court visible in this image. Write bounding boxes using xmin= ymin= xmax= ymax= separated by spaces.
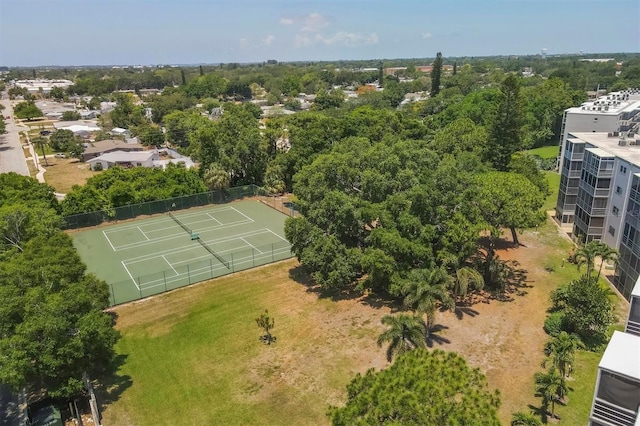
xmin=63 ymin=185 xmax=260 ymax=230
xmin=108 ymin=239 xmax=293 ymax=306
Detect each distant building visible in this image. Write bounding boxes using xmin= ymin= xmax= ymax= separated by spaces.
xmin=14 ymin=79 xmax=73 ymax=94
xmin=88 ymin=150 xmax=157 ymax=171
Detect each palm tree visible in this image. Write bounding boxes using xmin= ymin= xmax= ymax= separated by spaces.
xmin=596 ymin=243 xmax=618 ymax=278
xmin=544 ymin=331 xmax=583 ymax=378
xmin=574 ymin=240 xmax=600 ymax=277
xmin=32 ymin=136 xmax=49 ymax=166
xmin=402 ymin=268 xmax=454 ymax=335
xmin=534 ymin=366 xmax=568 ymax=419
xmin=203 ymin=163 xmax=230 ymax=192
xmin=452 ymin=266 xmax=484 ymax=303
xmin=511 ymin=411 xmax=542 ymax=426
xmin=376 ymin=314 xmax=426 ymax=362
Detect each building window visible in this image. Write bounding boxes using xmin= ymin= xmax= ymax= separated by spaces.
xmin=608 ymin=226 xmax=615 ymax=236
xmin=612 ymin=206 xmax=619 ymax=216
xmin=616 ymin=186 xmax=622 ymax=194
xmin=620 ymin=165 xmax=627 ymax=173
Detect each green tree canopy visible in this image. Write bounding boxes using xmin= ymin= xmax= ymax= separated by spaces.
xmin=13 ymin=101 xmax=43 ymax=121
xmin=330 ymin=349 xmax=501 ymax=425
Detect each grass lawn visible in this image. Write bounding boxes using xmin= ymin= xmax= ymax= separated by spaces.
xmin=99 ymin=214 xmax=627 ymax=425
xmin=528 ymin=145 xmax=559 ymax=159
xmin=544 ymin=170 xmax=561 ymax=212
xmin=43 ymin=158 xmax=95 ymax=193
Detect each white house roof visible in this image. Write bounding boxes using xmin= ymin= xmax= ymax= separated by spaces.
xmin=599 ymin=331 xmax=640 ymax=380
xmin=111 ymin=127 xmax=128 ymax=134
xmin=88 ymin=150 xmax=155 ymax=163
xmin=62 ymin=125 xmax=100 ymax=133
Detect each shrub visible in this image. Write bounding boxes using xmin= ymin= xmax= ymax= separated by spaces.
xmin=543 ymin=312 xmax=564 ymax=337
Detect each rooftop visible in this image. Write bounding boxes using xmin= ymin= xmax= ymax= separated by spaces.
xmin=84 ymin=139 xmax=143 ymax=155
xmin=570 ymin=132 xmax=640 ymax=165
xmin=89 ymin=150 xmax=155 ymax=163
xmin=566 ymin=89 xmax=640 ymax=115
xmin=598 ymin=331 xmax=640 ymax=381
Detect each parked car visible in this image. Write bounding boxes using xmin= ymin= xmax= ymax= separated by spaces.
xmin=54 ymin=153 xmax=66 ymax=158
xmin=40 ymin=130 xmax=52 ymax=136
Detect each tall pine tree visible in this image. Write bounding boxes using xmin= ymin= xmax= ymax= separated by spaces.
xmin=486 ymin=74 xmax=523 ymax=171
xmin=430 ymin=52 xmax=443 ymax=96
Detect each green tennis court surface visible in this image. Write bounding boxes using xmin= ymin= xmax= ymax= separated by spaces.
xmin=72 ymin=200 xmax=292 ymax=305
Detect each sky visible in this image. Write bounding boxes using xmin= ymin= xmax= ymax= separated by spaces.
xmin=0 ymin=0 xmax=638 ymax=66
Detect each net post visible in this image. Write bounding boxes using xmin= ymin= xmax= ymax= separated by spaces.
xmin=252 ymin=248 xmax=255 ymax=267
xmin=210 ymin=258 xmax=214 ymax=278
xmin=163 ymin=271 xmax=167 ymax=292
xmin=138 ymin=278 xmax=142 ymax=298
xmin=187 ymin=264 xmax=191 ymax=284
xmin=110 ymin=284 xmax=116 ymax=306
xmin=231 ymin=253 xmax=234 ymax=272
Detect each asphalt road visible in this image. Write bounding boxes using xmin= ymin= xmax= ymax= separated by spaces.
xmin=0 ymin=97 xmax=30 ymax=176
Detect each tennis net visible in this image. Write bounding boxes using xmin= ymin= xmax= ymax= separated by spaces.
xmin=169 ymin=212 xmax=192 ymax=235
xmin=197 ymin=237 xmax=230 ymax=269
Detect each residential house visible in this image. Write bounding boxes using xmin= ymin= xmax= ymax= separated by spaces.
xmin=88 ymin=150 xmax=158 ymax=171
xmin=81 ymin=139 xmax=144 ymax=162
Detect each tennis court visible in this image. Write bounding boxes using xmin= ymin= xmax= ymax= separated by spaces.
xmin=72 ymin=200 xmax=292 ymax=305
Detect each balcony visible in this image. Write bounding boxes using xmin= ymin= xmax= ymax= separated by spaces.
xmin=591 ymin=399 xmax=637 ymax=426
xmin=626 ymin=319 xmax=640 ymax=336
xmin=568 ymin=169 xmax=582 ymax=178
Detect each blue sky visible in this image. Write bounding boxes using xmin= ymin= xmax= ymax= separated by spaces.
xmin=0 ymin=0 xmax=638 ymax=66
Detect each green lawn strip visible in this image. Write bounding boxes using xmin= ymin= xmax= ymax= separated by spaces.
xmin=543 ymin=171 xmax=560 ymax=212
xmin=553 ymin=349 xmax=601 ymax=424
xmin=528 ymin=146 xmax=559 ymax=159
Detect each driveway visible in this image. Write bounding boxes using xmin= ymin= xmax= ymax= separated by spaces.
xmin=0 ymin=97 xmax=30 ymax=176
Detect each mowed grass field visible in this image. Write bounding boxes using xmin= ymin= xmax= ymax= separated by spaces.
xmin=100 ymin=260 xmax=391 ymax=425
xmin=528 ymin=145 xmax=559 ymax=159
xmin=100 ymin=172 xmax=627 ymax=425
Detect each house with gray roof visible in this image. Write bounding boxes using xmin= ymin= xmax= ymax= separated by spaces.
xmin=81 ymin=139 xmax=144 ymax=162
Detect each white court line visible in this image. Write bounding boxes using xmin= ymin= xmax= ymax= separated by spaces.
xmin=122 ymin=229 xmax=276 ymax=265
xmin=122 ymin=261 xmax=139 ymax=290
xmin=240 ymin=237 xmax=263 ymax=254
xmin=112 ymin=218 xmax=252 ymax=251
xmin=138 ymin=246 xmax=293 ymax=290
xmin=138 ymin=226 xmax=150 ymax=240
xmin=103 ymin=206 xmax=236 ymax=233
xmin=229 ymin=206 xmax=255 ymax=223
xmin=162 ymin=255 xmax=178 ymax=275
xmin=103 ymin=230 xmax=116 ymax=251
xmin=206 ymin=212 xmax=222 ymax=225
xmin=266 ymin=228 xmax=289 ymax=243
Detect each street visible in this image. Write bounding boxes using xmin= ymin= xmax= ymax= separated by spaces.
xmin=0 ymin=97 xmax=29 ymax=176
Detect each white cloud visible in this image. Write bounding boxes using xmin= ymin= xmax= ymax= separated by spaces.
xmin=294 ymin=34 xmax=313 ymax=47
xmin=239 ymin=38 xmax=249 ymax=48
xmin=280 ymin=12 xmax=329 ymax=32
xmin=315 ymin=32 xmax=379 ymax=47
xmin=422 ymin=32 xmax=432 ymax=39
xmin=301 ymin=12 xmax=329 ymax=32
xmin=263 ymin=35 xmax=275 ymax=46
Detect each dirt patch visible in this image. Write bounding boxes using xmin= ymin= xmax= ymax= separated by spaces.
xmin=42 ymin=158 xmax=95 ymax=193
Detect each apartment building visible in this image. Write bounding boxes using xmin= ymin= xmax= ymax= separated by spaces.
xmin=588 ymin=280 xmax=640 ymax=426
xmin=556 ymin=90 xmax=640 ymax=224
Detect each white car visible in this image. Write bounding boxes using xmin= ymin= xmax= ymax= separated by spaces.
xmin=54 ymin=153 xmax=66 ymax=158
